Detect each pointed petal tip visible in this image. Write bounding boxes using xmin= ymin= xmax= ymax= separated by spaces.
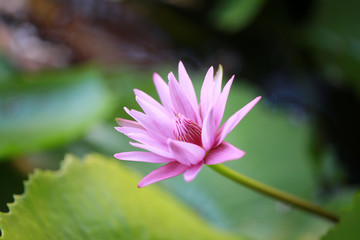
xmin=114 ymin=152 xmax=128 ymax=160
xmin=205 ymin=142 xmax=246 ymax=165
xmin=168 ymin=71 xmax=175 ymax=78
xmin=168 ymin=72 xmax=178 ymax=85
xmin=224 ymin=75 xmax=234 ymax=88
xmin=124 ymin=107 xmax=131 ymax=115
xmin=251 ymin=96 xmax=262 ymax=106
xmin=183 ymin=172 xmax=196 ymax=182
xmin=215 ymin=65 xmax=223 ymax=77
xmin=113 ymin=151 xmax=146 ymax=161
xmin=204 ymin=66 xmax=214 ymax=79
xmin=137 ymin=180 xmax=153 ymax=188
xmin=153 ymin=73 xmax=163 ymax=82
xmin=184 ymin=175 xmax=194 ymax=182
xmin=183 ymin=162 xmax=203 ymax=182
xmin=134 ymin=89 xmax=147 ymax=97
xmin=237 ymin=150 xmax=246 ymax=159
xmin=113 ymin=152 xmax=122 ymax=160
xmin=137 ymin=162 xmax=187 ymax=187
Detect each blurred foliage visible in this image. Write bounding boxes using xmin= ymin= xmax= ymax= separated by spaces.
xmin=0 ymin=66 xmax=113 ymax=159
xmin=210 ymin=0 xmax=266 ymax=32
xmin=0 ymin=54 xmax=17 ymax=83
xmin=0 ymin=154 xmax=245 ymax=240
xmin=306 ymin=0 xmax=360 ymax=92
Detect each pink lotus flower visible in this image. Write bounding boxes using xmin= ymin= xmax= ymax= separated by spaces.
xmin=114 ymin=62 xmax=261 ymax=187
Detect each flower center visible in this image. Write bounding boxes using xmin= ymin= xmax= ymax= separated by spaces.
xmin=174 ymin=114 xmax=202 ymax=146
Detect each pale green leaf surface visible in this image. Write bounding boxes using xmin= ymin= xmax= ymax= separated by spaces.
xmin=0 ymin=154 xmax=246 ymax=240
xmin=0 ymin=67 xmax=113 ymax=159
xmin=322 ymin=192 xmax=360 ymax=240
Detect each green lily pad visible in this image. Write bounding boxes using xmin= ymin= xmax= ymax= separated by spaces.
xmin=0 ymin=67 xmax=113 ymax=159
xmin=322 ymin=192 xmax=360 ymax=240
xmin=0 ymin=154 xmax=246 ymax=240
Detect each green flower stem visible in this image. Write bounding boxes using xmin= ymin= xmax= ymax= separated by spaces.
xmin=208 ymin=164 xmax=339 ymax=223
